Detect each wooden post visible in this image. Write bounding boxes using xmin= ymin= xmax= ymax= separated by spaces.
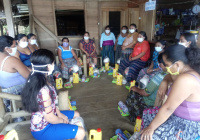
xmin=0 ymin=24 xmax=3 ymax=36
xmin=83 ymin=54 xmax=87 ymax=77
xmin=3 ymin=0 xmax=15 ymax=38
xmin=27 ymin=0 xmax=33 ymax=33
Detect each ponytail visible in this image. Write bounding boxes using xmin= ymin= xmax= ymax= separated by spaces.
xmin=185 ymin=47 xmax=200 ymax=74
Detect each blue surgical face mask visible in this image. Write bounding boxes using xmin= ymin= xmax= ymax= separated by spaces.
xmin=63 ymin=42 xmax=69 ymax=47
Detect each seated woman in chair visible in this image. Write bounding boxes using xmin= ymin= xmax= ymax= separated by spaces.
xmin=136 ymin=40 xmax=166 ymax=83
xmin=141 ymin=45 xmax=200 ymax=140
xmin=79 ymin=32 xmax=97 ymax=65
xmin=0 ymin=35 xmax=30 ymax=112
xmin=58 ymin=37 xmax=82 ymax=82
xmin=118 ymin=31 xmax=150 ymax=83
xmin=127 ymin=53 xmax=167 ymax=121
xmin=15 ymin=34 xmax=35 ymax=67
xmin=21 ymin=49 xmax=85 ymax=140
xmin=27 ymin=33 xmax=39 ymax=51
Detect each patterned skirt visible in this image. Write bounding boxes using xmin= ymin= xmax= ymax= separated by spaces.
xmin=118 ymin=59 xmax=147 ymax=82
xmin=126 ymin=91 xmax=148 ymax=122
xmin=121 ymin=48 xmax=133 ymax=61
xmin=115 ymin=44 xmax=122 ymax=63
xmin=59 ymin=57 xmax=82 ymax=79
xmin=101 ymin=45 xmax=115 ymax=65
xmin=1 ymin=84 xmax=25 ymax=112
xmin=141 ymin=107 xmax=200 ymax=140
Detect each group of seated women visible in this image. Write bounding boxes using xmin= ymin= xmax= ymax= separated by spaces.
xmin=1 ymin=23 xmax=200 ymax=140
xmin=0 ymin=35 xmax=85 ymax=140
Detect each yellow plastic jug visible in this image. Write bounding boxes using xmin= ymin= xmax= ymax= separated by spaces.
xmin=113 ymin=68 xmax=118 ymax=78
xmin=134 ymin=116 xmax=142 ymax=133
xmin=4 ymin=129 xmax=19 ymax=140
xmin=89 ymin=128 xmax=102 ymax=140
xmin=115 ymin=64 xmax=119 ymax=70
xmin=129 ymin=80 xmax=136 ymax=91
xmin=89 ymin=66 xmax=94 ymax=76
xmin=105 ymin=62 xmax=109 ymax=71
xmin=56 ymin=78 xmax=63 ymax=89
xmin=73 ymin=73 xmax=79 ymax=83
xmin=116 ymin=74 xmax=122 ymax=86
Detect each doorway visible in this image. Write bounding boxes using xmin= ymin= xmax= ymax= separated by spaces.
xmin=109 ymin=11 xmax=120 ymax=37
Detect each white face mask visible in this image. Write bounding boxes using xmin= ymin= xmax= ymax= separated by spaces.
xmin=122 ymin=30 xmax=127 ymax=34
xmin=31 ymin=63 xmax=54 ymax=75
xmin=155 ymin=46 xmax=163 ymax=52
xmin=19 ymin=41 xmax=28 ymax=48
xmin=84 ymin=36 xmax=89 ymax=40
xmin=30 ymin=39 xmax=37 ymax=45
xmin=137 ymin=37 xmax=144 ymax=42
xmin=105 ymin=30 xmax=110 ymax=34
xmin=178 ymin=42 xmax=187 ymax=48
xmin=7 ymin=47 xmax=17 ymax=56
xmin=129 ymin=29 xmax=135 ymax=33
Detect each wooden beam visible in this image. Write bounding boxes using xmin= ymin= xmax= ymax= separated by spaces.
xmin=52 ymin=0 xmax=57 ymax=36
xmin=27 ymin=0 xmax=33 ymax=33
xmin=33 ymin=16 xmax=62 ymax=44
xmin=3 ymin=0 xmax=15 ymax=38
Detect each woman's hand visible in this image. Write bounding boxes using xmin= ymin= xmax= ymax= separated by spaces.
xmin=61 ymin=63 xmax=65 ymax=70
xmin=129 ymin=55 xmax=132 ymax=61
xmin=85 ymin=52 xmax=90 ymax=56
xmin=122 ymin=46 xmax=126 ymax=51
xmin=140 ymin=126 xmax=155 ymax=140
xmin=77 ymin=61 xmax=81 ymax=67
xmin=147 ymin=69 xmax=153 ymax=74
xmin=58 ymin=113 xmax=69 ymax=124
xmin=157 ymin=81 xmax=168 ymax=101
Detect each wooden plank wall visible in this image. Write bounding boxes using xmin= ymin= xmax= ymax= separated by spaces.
xmin=139 ymin=3 xmax=155 ymax=41
xmin=30 ymin=0 xmax=155 ymax=53
xmin=31 ymin=0 xmax=57 ymax=53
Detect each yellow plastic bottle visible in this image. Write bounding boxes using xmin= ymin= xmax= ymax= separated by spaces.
xmin=4 ymin=129 xmax=19 ymax=140
xmin=129 ymin=80 xmax=136 ymax=91
xmin=113 ymin=68 xmax=118 ymax=78
xmin=105 ymin=62 xmax=109 ymax=71
xmin=116 ymin=74 xmax=122 ymax=86
xmin=73 ymin=73 xmax=79 ymax=83
xmin=134 ymin=116 xmax=142 ymax=133
xmin=56 ymin=78 xmax=63 ymax=89
xmin=115 ymin=64 xmax=119 ymax=71
xmin=89 ymin=66 xmax=94 ymax=76
xmin=89 ymin=128 xmax=102 ymax=140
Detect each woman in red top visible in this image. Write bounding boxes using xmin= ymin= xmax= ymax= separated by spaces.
xmin=118 ymin=31 xmax=150 ymax=82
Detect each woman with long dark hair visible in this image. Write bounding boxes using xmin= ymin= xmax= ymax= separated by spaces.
xmin=118 ymin=31 xmax=150 ymax=82
xmin=21 ymin=49 xmax=85 ymax=140
xmin=27 ymin=33 xmax=39 ymax=51
xmin=141 ymin=45 xmax=200 ymax=140
xmin=179 ymin=32 xmax=197 ymax=48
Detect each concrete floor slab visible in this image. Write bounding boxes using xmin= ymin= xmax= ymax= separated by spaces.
xmin=15 ymin=73 xmax=134 ymax=140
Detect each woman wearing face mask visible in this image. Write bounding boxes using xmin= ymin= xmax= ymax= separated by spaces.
xmin=21 ymin=49 xmax=85 ymax=140
xmin=128 ymin=53 xmax=167 ymax=122
xmin=100 ymin=25 xmax=116 ymax=65
xmin=179 ymin=33 xmax=197 ymax=48
xmin=118 ymin=31 xmax=150 ymax=82
xmin=58 ymin=37 xmax=82 ymax=82
xmin=0 ymin=36 xmax=30 ymax=112
xmin=121 ymin=23 xmax=138 ymax=61
xmin=114 ymin=25 xmax=128 ymax=63
xmin=79 ymin=32 xmax=97 ymax=65
xmin=137 ymin=40 xmax=166 ymax=83
xmin=27 ymin=33 xmax=39 ymax=51
xmin=141 ymin=45 xmax=200 ymax=140
xmin=15 ymin=34 xmax=33 ymax=67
